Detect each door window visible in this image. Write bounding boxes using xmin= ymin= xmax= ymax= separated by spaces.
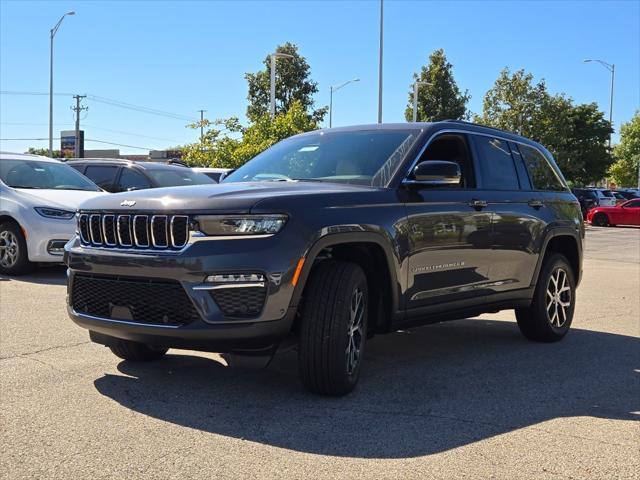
xmin=116 ymin=168 xmax=151 ymax=191
xmin=414 ymin=133 xmax=475 ymax=188
xmin=84 ymin=165 xmax=119 ymax=190
xmin=472 ymin=136 xmax=519 ymax=190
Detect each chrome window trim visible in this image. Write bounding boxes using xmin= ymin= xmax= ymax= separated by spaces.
xmin=133 ymin=215 xmax=149 ymax=247
xmin=192 ymin=282 xmax=266 ymax=291
xmin=170 ymin=215 xmax=189 ymax=248
xmin=150 ymin=215 xmax=168 ymax=248
xmin=401 ymin=128 xmax=557 ymax=187
xmin=101 ymin=214 xmax=117 ymax=246
xmin=116 ymin=215 xmax=132 ymax=247
xmin=89 ymin=214 xmax=102 ymax=245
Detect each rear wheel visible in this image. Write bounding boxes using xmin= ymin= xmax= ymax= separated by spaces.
xmin=298 ymin=260 xmax=368 ymax=396
xmin=108 ymin=339 xmax=168 ymax=361
xmin=515 ymin=253 xmax=575 ymax=342
xmin=0 ymin=221 xmax=34 ymax=276
xmin=592 ymin=212 xmax=609 ymax=227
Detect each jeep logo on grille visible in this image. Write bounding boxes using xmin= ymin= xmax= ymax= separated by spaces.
xmin=120 ymin=200 xmax=136 ymax=207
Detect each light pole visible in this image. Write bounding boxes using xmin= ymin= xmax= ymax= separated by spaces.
xmin=329 ymin=78 xmax=360 ymax=128
xmin=49 ymin=11 xmax=75 ymax=157
xmin=269 ymin=52 xmax=294 ymax=119
xmin=412 ymin=81 xmax=431 ymax=122
xmin=377 ymin=0 xmax=383 ymax=123
xmin=583 ymin=58 xmax=615 ymax=148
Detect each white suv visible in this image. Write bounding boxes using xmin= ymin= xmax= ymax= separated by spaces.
xmin=0 ymin=152 xmax=105 ymax=275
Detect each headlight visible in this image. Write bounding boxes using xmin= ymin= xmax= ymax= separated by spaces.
xmin=195 ymin=215 xmax=287 ymax=236
xmin=34 ymin=207 xmax=75 ymax=220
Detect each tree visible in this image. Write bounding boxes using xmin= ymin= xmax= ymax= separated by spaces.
xmin=27 ymin=147 xmax=70 ymax=158
xmin=181 ymin=101 xmax=318 ymax=169
xmin=477 ymin=68 xmax=613 ymax=185
xmin=245 ymin=42 xmax=327 ymax=123
xmin=609 ymin=112 xmax=640 ymax=187
xmin=404 ymin=49 xmax=469 ymax=122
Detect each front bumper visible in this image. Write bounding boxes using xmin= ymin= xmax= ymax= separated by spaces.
xmin=25 ymin=216 xmax=76 ymax=262
xmin=65 ymin=233 xmax=306 ymax=352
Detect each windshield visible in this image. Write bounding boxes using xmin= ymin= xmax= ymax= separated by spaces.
xmin=0 ymin=159 xmax=100 ymax=191
xmin=223 ymin=129 xmax=419 ymax=186
xmin=145 ymin=168 xmax=215 ymax=187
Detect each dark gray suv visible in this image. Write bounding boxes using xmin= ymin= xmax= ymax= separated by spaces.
xmin=65 ymin=121 xmax=583 ymax=396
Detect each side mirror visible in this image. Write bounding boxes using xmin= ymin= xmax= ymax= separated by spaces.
xmin=408 ymin=160 xmax=461 ymax=186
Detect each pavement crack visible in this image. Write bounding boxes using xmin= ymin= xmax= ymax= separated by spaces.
xmin=0 ymin=340 xmax=91 ymax=361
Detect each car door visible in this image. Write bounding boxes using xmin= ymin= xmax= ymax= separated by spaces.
xmin=403 ymin=132 xmax=493 ymax=309
xmin=470 ymin=135 xmax=545 ymax=294
xmin=620 ymin=199 xmax=640 ymax=225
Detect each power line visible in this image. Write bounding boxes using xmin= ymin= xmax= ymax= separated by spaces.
xmin=0 ymin=90 xmax=73 ymax=96
xmin=1 ymin=137 xmax=152 ymax=151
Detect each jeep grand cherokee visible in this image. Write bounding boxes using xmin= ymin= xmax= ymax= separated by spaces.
xmin=65 ymin=121 xmax=583 ymax=396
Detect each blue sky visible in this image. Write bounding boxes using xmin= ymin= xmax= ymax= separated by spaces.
xmin=1 ymin=0 xmax=638 ymax=154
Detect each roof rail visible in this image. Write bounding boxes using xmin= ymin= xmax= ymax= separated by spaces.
xmin=441 ymin=119 xmax=521 ymax=137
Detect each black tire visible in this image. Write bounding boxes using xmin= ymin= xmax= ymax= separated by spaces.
xmin=592 ymin=212 xmax=609 ymax=227
xmin=515 ymin=253 xmax=575 ymax=342
xmin=298 ymin=260 xmax=368 ymax=396
xmin=108 ymin=339 xmax=168 ymax=361
xmin=0 ymin=221 xmax=34 ymax=276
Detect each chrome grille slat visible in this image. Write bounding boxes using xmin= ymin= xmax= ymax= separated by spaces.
xmin=78 ymin=214 xmax=189 ymax=251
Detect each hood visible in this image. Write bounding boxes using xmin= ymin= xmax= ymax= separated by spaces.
xmin=16 ymin=188 xmax=105 ymax=211
xmin=78 ymin=181 xmax=377 ymax=213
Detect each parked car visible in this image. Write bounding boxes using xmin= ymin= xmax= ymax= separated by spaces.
xmin=0 ymin=152 xmax=104 ymax=275
xmin=66 ymin=121 xmax=583 ymax=396
xmin=67 ymin=159 xmax=215 ymax=193
xmin=593 ymin=189 xmax=617 ymax=207
xmin=614 ymin=189 xmax=639 ymax=200
xmin=571 ymin=188 xmax=598 ymax=217
xmin=587 ymin=198 xmax=640 ymax=226
xmin=192 ymin=167 xmax=232 ymax=183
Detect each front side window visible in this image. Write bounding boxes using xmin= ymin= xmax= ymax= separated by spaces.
xmin=224 ymin=129 xmax=419 ymax=187
xmin=84 ymin=165 xmax=119 ymax=190
xmin=518 ymin=144 xmax=565 ymax=191
xmin=472 ymin=136 xmax=519 ymax=190
xmin=0 ymin=159 xmax=100 ymax=191
xmin=117 ymin=168 xmax=151 ymax=191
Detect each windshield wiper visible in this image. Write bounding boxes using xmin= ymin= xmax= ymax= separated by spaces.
xmin=10 ymin=185 xmax=41 ymax=189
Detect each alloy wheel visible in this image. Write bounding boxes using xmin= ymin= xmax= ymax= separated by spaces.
xmin=345 ymin=287 xmax=365 ymax=375
xmin=0 ymin=230 xmax=19 ymax=268
xmin=546 ymin=267 xmax=571 ymax=327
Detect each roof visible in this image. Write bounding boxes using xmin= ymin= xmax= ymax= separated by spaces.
xmin=66 ymin=158 xmax=190 ymax=171
xmin=0 ymin=151 xmax=59 ymax=162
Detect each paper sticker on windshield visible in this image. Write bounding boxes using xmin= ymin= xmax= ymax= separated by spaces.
xmin=298 ymin=145 xmax=319 ymax=152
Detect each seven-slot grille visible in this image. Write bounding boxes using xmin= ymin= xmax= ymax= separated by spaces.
xmin=78 ymin=213 xmax=189 ymax=250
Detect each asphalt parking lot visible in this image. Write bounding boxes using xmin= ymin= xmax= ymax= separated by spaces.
xmin=1 ymin=226 xmax=638 ymax=479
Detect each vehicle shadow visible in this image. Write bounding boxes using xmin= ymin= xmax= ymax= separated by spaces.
xmin=93 ymin=319 xmax=639 ymax=459
xmin=0 ymin=265 xmax=67 ymax=285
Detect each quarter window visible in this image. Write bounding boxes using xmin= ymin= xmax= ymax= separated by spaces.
xmin=518 ymin=144 xmax=565 ymax=191
xmin=473 ymin=136 xmax=519 ymax=190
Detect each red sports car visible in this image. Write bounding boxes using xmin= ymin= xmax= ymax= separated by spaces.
xmin=587 ymin=198 xmax=640 ymax=227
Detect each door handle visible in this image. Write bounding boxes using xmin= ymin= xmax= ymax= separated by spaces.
xmin=528 ymin=199 xmax=544 ymax=209
xmin=469 ymin=199 xmax=488 ymax=210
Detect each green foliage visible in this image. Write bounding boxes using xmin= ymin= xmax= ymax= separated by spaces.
xmin=404 ymin=49 xmax=469 ymax=122
xmin=477 ymin=68 xmax=613 ymax=185
xmin=245 ymin=42 xmax=327 ymax=123
xmin=26 ymin=147 xmax=71 ymax=159
xmin=609 ymin=112 xmax=640 ymax=187
xmin=181 ymin=101 xmax=318 ymax=169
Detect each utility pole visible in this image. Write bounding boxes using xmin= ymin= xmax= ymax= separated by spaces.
xmin=72 ymin=95 xmax=87 ymax=158
xmin=198 ymin=109 xmax=206 ymax=142
xmin=377 ymin=0 xmax=383 ymax=123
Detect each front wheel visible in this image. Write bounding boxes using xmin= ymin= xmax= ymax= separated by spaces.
xmin=108 ymin=339 xmax=168 ymax=361
xmin=0 ymin=221 xmax=34 ymax=276
xmin=592 ymin=212 xmax=609 ymax=227
xmin=298 ymin=260 xmax=368 ymax=396
xmin=515 ymin=253 xmax=575 ymax=342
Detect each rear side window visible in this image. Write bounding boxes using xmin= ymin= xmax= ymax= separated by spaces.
xmin=472 ymin=135 xmax=519 ymax=190
xmin=84 ymin=165 xmax=119 ymax=190
xmin=519 ymin=144 xmax=565 ymax=191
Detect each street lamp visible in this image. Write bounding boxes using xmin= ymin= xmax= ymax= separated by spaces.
xmin=377 ymin=0 xmax=383 ymax=123
xmin=583 ymin=58 xmax=615 ymax=148
xmin=329 ymin=78 xmax=360 ymax=128
xmin=412 ymin=81 xmax=431 ymax=122
xmin=49 ymin=11 xmax=75 ymax=157
xmin=269 ymin=52 xmax=294 ymax=119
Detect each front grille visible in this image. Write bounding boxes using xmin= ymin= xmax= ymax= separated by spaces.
xmin=210 ymin=287 xmax=267 ymax=317
xmin=78 ymin=213 xmax=189 ymax=250
xmin=71 ymin=274 xmax=200 ymax=326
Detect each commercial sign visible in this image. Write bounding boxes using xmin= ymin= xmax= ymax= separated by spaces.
xmin=60 ymin=130 xmax=84 ymax=158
